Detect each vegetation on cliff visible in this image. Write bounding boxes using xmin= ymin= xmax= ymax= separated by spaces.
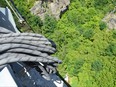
xmin=1 ymin=0 xmax=116 ymax=87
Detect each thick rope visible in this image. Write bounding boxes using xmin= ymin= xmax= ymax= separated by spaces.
xmin=0 ymin=43 xmax=56 ymax=54
xmin=0 ymin=27 xmax=62 ymax=66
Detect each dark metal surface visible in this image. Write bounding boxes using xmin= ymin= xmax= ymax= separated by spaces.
xmin=0 ymin=7 xmax=68 ymax=87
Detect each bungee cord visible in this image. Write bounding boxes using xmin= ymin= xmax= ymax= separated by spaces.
xmin=0 ymin=27 xmax=62 ymax=79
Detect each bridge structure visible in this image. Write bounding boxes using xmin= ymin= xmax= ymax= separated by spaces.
xmin=0 ymin=7 xmax=68 ymax=87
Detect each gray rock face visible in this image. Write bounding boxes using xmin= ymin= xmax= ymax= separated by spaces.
xmin=30 ymin=0 xmax=70 ymax=20
xmin=103 ymin=12 xmax=116 ymax=30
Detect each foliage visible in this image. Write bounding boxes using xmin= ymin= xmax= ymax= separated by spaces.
xmin=42 ymin=15 xmax=57 ymax=34
xmin=13 ymin=0 xmax=42 ymax=33
xmin=0 ymin=0 xmax=7 ymax=7
xmin=28 ymin=15 xmax=43 ymax=33
xmin=99 ymin=21 xmax=107 ymax=30
xmin=91 ymin=60 xmax=103 ymax=72
xmin=112 ymin=30 xmax=116 ymax=39
xmin=105 ymin=43 xmax=116 ymax=56
xmin=70 ymin=77 xmax=78 ymax=87
xmin=51 ymin=0 xmax=116 ymax=87
xmin=1 ymin=0 xmax=116 ymax=87
xmin=73 ymin=59 xmax=85 ymax=76
xmin=83 ymin=29 xmax=94 ymax=39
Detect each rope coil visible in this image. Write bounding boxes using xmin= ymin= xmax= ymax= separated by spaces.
xmin=0 ymin=27 xmax=62 ymax=79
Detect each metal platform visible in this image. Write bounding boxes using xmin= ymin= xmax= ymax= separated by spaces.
xmin=0 ymin=7 xmax=67 ymax=87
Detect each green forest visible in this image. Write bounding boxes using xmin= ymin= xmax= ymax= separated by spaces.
xmin=1 ymin=0 xmax=116 ymax=87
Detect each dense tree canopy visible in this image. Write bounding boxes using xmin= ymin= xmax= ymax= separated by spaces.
xmin=1 ymin=0 xmax=116 ymax=87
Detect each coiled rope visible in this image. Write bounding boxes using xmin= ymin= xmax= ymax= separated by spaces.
xmin=0 ymin=27 xmax=62 ymax=66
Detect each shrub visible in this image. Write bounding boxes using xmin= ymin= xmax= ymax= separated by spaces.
xmin=105 ymin=44 xmax=116 ymax=56
xmin=73 ymin=59 xmax=84 ymax=76
xmin=99 ymin=21 xmax=107 ymax=30
xmin=83 ymin=29 xmax=94 ymax=39
xmin=42 ymin=15 xmax=57 ymax=34
xmin=91 ymin=60 xmax=103 ymax=72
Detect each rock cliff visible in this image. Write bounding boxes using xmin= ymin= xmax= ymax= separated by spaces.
xmin=103 ymin=7 xmax=116 ymax=30
xmin=30 ymin=0 xmax=70 ymax=20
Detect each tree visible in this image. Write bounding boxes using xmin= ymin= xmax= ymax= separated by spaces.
xmin=42 ymin=15 xmax=57 ymax=34
xmin=99 ymin=21 xmax=107 ymax=30
xmin=91 ymin=60 xmax=103 ymax=72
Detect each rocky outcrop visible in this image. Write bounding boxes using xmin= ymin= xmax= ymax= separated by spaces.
xmin=103 ymin=7 xmax=116 ymax=30
xmin=30 ymin=0 xmax=70 ymax=20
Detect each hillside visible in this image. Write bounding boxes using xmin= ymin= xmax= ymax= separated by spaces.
xmin=1 ymin=0 xmax=116 ymax=87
